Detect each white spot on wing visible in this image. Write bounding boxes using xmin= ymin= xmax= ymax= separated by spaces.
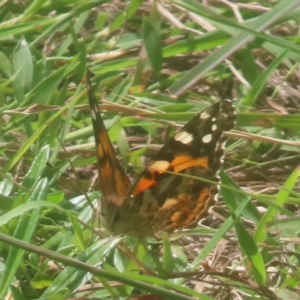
xmin=221 ymin=141 xmax=226 ymax=150
xmin=200 ymin=111 xmax=210 ymax=119
xmin=212 ymin=124 xmax=217 ymax=131
xmin=90 ymin=108 xmax=96 ymax=120
xmin=213 ymin=193 xmax=219 ymax=202
xmin=211 ymin=117 xmax=216 ymax=122
xmin=202 ymin=134 xmax=212 ymax=143
xmin=175 ymin=131 xmax=193 ymax=144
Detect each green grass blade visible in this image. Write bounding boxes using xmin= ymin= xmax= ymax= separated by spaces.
xmin=143 ymin=18 xmax=162 ymax=78
xmin=0 ymin=201 xmax=59 ymax=227
xmin=0 ymin=178 xmax=49 ymax=298
xmin=243 ymin=49 xmax=289 ymax=105
xmin=255 ymin=166 xmax=300 ymax=244
xmin=2 ymin=87 xmax=84 ymax=173
xmin=169 ymin=0 xmax=300 ymax=96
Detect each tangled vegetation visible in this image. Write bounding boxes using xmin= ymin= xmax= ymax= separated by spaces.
xmin=0 ymin=1 xmax=300 ymax=299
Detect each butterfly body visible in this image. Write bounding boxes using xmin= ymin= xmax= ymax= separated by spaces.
xmin=87 ymin=70 xmax=235 ymax=238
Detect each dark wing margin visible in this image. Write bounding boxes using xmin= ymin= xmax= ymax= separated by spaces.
xmin=126 ymin=100 xmax=236 ymax=231
xmin=131 ymin=100 xmax=236 ymax=197
xmin=86 ymin=68 xmax=131 ymax=205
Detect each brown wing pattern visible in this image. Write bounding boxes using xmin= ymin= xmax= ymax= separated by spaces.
xmin=87 ymin=69 xmax=235 ymax=237
xmin=86 ymin=69 xmax=131 ymax=208
xmin=116 ymin=100 xmax=236 ymax=236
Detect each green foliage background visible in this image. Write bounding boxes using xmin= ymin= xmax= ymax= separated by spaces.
xmin=0 ymin=0 xmax=300 ymax=299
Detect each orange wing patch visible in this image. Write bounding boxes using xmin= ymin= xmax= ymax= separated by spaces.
xmin=87 ymin=69 xmax=131 ymax=206
xmin=167 ymin=188 xmax=212 ymax=229
xmin=87 ymin=67 xmax=236 ymax=237
xmin=133 ymin=155 xmax=209 ymax=196
xmin=171 ymin=155 xmax=209 ymax=172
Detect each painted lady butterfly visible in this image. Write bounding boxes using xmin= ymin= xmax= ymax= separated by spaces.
xmin=86 ymin=69 xmax=235 ymax=237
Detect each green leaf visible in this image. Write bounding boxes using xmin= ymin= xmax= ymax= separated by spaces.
xmin=2 ymin=85 xmax=84 ymax=173
xmin=13 ymin=37 xmax=33 ymax=95
xmin=39 ymin=238 xmax=122 ymax=299
xmin=220 ymin=170 xmax=261 ymax=225
xmin=143 ymin=18 xmax=162 ymax=78
xmin=0 ymin=201 xmax=58 ymax=226
xmin=21 ymin=145 xmax=50 ymax=191
xmin=255 ymin=166 xmax=300 ymax=244
xmin=221 ymin=171 xmax=266 ymax=285
xmin=163 ymin=234 xmax=174 ymax=272
xmin=0 ymin=173 xmax=14 ymax=196
xmin=243 ymin=49 xmax=289 ymax=105
xmin=10 ymin=285 xmax=26 ymax=300
xmin=21 ymin=65 xmax=69 ymax=106
xmin=169 ymin=0 xmax=300 ymax=96
xmin=0 ymin=51 xmax=12 ymax=78
xmin=108 ymin=0 xmax=142 ymax=32
xmin=0 ymin=178 xmax=49 ymax=298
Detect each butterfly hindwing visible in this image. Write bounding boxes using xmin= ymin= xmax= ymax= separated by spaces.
xmin=123 ymin=100 xmax=236 ymax=233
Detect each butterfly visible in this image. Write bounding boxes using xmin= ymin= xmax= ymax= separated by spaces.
xmin=86 ymin=69 xmax=235 ymax=238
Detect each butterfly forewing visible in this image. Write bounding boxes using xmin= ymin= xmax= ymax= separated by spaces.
xmin=86 ymin=70 xmax=131 ymax=207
